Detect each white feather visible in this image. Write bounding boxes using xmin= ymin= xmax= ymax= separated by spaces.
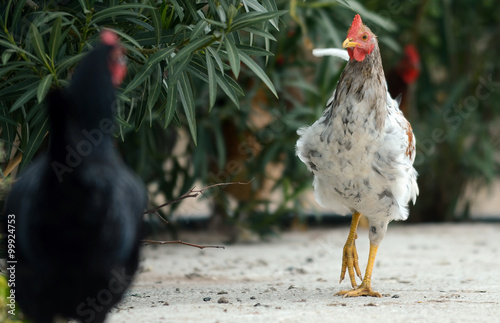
xmin=312 ymin=48 xmax=349 ymax=61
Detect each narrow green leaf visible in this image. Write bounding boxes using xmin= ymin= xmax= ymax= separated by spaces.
xmin=0 ymin=77 xmax=39 ymax=98
xmin=115 ymin=113 xmax=132 ymax=129
xmin=346 ymin=2 xmax=397 ymax=32
xmin=226 ymin=4 xmax=239 ymax=25
xmin=96 ymin=10 xmax=149 ymax=25
xmin=48 ymin=16 xmax=62 ymax=64
xmin=186 ymin=58 xmax=209 ymax=82
xmin=19 ymin=117 xmax=49 ymax=171
xmin=91 ymin=5 xmax=153 ymax=24
xmin=224 ymin=35 xmax=240 ymax=78
xmin=148 ymin=0 xmax=162 ymax=46
xmin=30 ymin=24 xmax=49 ymax=67
xmin=229 ymin=10 xmax=287 ymax=32
xmin=126 ymin=17 xmax=154 ymax=31
xmin=191 ymin=20 xmax=208 ymax=40
xmin=164 ymin=83 xmax=177 ymax=128
xmin=112 ymin=29 xmax=144 ymax=49
xmin=242 ymin=0 xmax=267 ymax=13
xmin=224 ymin=73 xmax=245 ymax=96
xmin=0 ymin=40 xmax=38 ymax=63
xmin=178 ymin=0 xmax=198 ymax=21
xmin=243 ymin=27 xmax=276 ymax=41
xmin=214 ymin=1 xmax=227 ymax=23
xmin=1 ymin=50 xmax=14 ymax=65
xmin=243 ymin=0 xmax=279 ymax=29
xmin=170 ymin=0 xmax=185 ymax=21
xmin=115 ymin=91 xmax=132 ymax=104
xmin=167 ymin=52 xmax=192 ymax=89
xmin=236 ymin=44 xmax=273 ymax=56
xmin=0 ymin=62 xmax=34 ymax=80
xmin=77 ymin=0 xmax=89 ymax=13
xmin=264 ymin=30 xmax=270 ymax=65
xmin=177 ymin=72 xmax=197 ymax=144
xmin=239 ymin=51 xmax=278 ymax=98
xmin=0 ymin=113 xmax=19 ymax=127
xmin=262 ymin=0 xmax=279 ymax=29
xmin=207 ymin=47 xmax=225 ymax=75
xmin=134 ymin=91 xmax=148 ymax=131
xmin=215 ymin=73 xmax=239 ymax=108
xmin=37 ymin=74 xmax=53 ymax=103
xmin=147 ymin=66 xmax=162 ymax=111
xmin=0 ymin=101 xmax=16 ymax=158
xmin=335 ymin=0 xmax=353 ymax=9
xmin=202 ymin=17 xmax=227 ymax=29
xmin=56 ymin=52 xmax=86 ymax=77
xmin=205 ymin=51 xmax=217 ymax=110
xmin=10 ymin=85 xmax=38 ymax=112
xmin=168 ymin=35 xmax=213 ymax=67
xmin=10 ymin=0 xmax=27 ymax=29
xmin=25 ymin=101 xmax=47 ymax=126
xmin=125 ymin=46 xmax=175 ymax=93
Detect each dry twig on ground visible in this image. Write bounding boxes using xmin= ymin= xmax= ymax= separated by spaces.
xmin=143 ymin=181 xmax=252 ymax=215
xmin=142 ymin=181 xmax=252 ymax=249
xmin=142 ymin=240 xmax=225 ymax=249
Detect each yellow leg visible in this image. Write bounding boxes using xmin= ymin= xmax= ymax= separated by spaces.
xmin=337 ymin=212 xmax=363 ymax=289
xmin=336 ymin=243 xmax=382 ymax=297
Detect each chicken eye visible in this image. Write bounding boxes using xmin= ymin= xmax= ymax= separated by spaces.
xmin=362 ymin=34 xmax=368 ymax=41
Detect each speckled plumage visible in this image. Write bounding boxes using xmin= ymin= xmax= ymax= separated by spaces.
xmin=296 ymin=36 xmax=418 ymax=245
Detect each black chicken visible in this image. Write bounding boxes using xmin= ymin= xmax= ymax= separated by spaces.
xmin=3 ymin=30 xmax=146 ymax=323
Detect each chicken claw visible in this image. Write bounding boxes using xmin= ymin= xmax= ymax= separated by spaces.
xmin=336 ymin=283 xmax=382 ymax=298
xmin=338 ymin=212 xmax=363 ymax=288
xmin=336 ymin=243 xmax=381 ymax=298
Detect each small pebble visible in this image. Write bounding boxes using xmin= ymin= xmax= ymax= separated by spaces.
xmin=218 ymin=297 xmax=229 ymax=304
xmin=264 ymin=287 xmax=277 ymax=293
xmin=203 ymin=297 xmax=211 ymax=302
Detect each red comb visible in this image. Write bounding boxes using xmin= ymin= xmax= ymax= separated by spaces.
xmin=347 ymin=14 xmax=363 ymax=39
xmin=100 ymin=29 xmax=119 ymax=46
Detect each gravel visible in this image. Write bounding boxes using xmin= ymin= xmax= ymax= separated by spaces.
xmin=107 ymin=223 xmax=500 ymax=323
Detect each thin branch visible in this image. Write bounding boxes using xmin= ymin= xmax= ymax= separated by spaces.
xmin=152 ymin=211 xmax=169 ymax=225
xmin=143 ymin=180 xmax=253 ymax=215
xmin=141 ymin=181 xmax=252 ymax=250
xmin=142 ymin=240 xmax=225 ymax=249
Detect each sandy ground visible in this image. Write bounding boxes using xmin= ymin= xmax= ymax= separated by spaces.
xmin=106 ymin=223 xmax=500 ymax=323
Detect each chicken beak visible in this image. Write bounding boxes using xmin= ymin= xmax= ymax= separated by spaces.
xmin=342 ymin=38 xmax=360 ymax=49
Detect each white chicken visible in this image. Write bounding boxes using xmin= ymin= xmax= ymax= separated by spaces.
xmin=296 ymin=14 xmax=418 ymax=297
